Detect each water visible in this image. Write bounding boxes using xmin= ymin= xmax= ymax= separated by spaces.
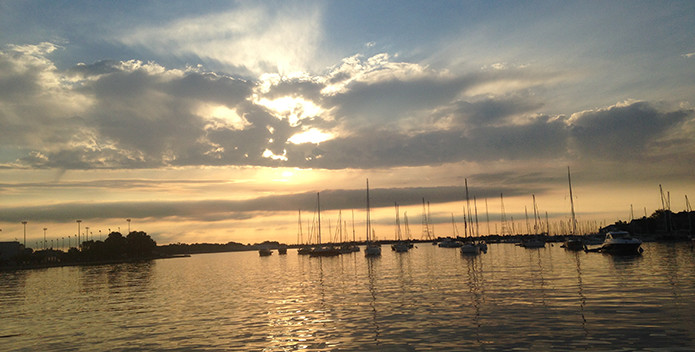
xmin=2 ymin=242 xmax=695 ymax=351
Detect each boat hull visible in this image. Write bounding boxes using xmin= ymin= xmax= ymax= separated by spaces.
xmin=601 ymin=242 xmax=642 ymax=255
xmin=460 ymin=244 xmax=481 ymax=255
xmin=365 ymin=245 xmax=381 ymax=257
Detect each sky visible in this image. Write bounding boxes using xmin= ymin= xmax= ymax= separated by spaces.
xmin=1 ymin=1 xmax=694 ymax=246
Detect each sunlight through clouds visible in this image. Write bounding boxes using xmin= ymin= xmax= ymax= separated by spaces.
xmin=197 ymin=104 xmax=250 ymax=130
xmin=287 ymin=129 xmax=334 ymax=145
xmin=255 ymin=96 xmax=323 ymax=126
xmin=117 ymin=3 xmax=323 ymax=75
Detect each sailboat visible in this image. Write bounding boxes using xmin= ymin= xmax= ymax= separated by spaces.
xmin=297 ymin=210 xmax=313 ymax=255
xmin=563 ymin=166 xmax=584 ymax=251
xmin=364 ymin=179 xmax=382 ymax=257
xmin=310 ymin=192 xmax=340 ymax=257
xmin=339 ymin=210 xmax=360 ymax=253
xmin=520 ymin=194 xmax=546 ymax=248
xmin=391 ymin=203 xmax=410 ymax=252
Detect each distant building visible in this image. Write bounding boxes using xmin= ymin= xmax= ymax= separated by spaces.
xmin=0 ymin=241 xmax=23 ymax=261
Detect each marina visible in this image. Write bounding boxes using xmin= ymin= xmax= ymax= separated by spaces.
xmin=2 ymin=241 xmax=695 ymax=351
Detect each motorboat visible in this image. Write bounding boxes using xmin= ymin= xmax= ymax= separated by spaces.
xmin=258 ymin=248 xmax=272 ymax=256
xmin=598 ymin=231 xmax=642 ymax=255
xmin=278 ymin=245 xmax=287 ymax=255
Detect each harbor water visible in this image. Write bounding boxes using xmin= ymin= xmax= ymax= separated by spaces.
xmin=2 ymin=242 xmax=695 ymax=351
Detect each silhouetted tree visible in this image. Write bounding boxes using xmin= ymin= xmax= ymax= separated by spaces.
xmin=126 ymin=231 xmax=157 ymax=258
xmin=104 ymin=232 xmax=128 ymax=259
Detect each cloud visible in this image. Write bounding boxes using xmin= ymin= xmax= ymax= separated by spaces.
xmin=568 ymin=100 xmax=693 ymax=161
xmin=2 ymin=43 xmax=693 ymax=177
xmin=117 ymin=3 xmax=323 ymax=75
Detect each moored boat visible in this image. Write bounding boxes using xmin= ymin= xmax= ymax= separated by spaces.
xmin=598 ymin=231 xmax=643 ymax=255
xmin=364 ymin=179 xmax=381 ymax=257
xmin=460 ymin=242 xmax=481 ymax=255
xmin=309 ymin=192 xmax=340 ymax=257
xmin=259 ymin=247 xmax=272 ymax=256
xmin=438 ymin=237 xmax=463 ymax=248
xmin=519 ymin=236 xmax=545 ymax=248
xmin=562 ymin=237 xmax=584 ymax=251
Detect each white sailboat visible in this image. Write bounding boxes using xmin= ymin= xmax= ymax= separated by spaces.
xmin=365 ymin=179 xmax=382 ymax=257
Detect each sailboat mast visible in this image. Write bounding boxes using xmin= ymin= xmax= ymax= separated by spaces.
xmin=395 ymin=203 xmax=402 ymax=241
xmin=485 ymin=198 xmax=491 ymax=236
xmin=352 ymin=209 xmax=356 ymax=242
xmin=500 ymin=193 xmax=508 ymax=235
xmin=474 ymin=196 xmax=479 ymax=237
xmin=568 ymin=166 xmax=577 ymax=235
xmin=317 ymin=192 xmax=322 ymax=244
xmin=465 ymin=178 xmax=471 ymax=237
xmin=366 ymin=179 xmax=371 ymax=242
xmin=532 ymin=194 xmax=539 ymax=235
xmin=298 ymin=210 xmax=303 ymax=245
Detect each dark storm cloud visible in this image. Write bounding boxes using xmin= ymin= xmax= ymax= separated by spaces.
xmin=451 ymin=94 xmax=545 ymax=126
xmin=568 ymin=101 xmax=693 ymax=161
xmin=0 ymin=184 xmax=527 ymax=224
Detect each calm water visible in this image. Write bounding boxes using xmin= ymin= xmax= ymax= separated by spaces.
xmin=2 ymin=242 xmax=695 ymax=351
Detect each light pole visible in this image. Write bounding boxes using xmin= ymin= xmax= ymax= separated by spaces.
xmin=85 ymin=227 xmax=89 ymax=242
xmin=76 ymin=220 xmax=82 ymax=248
xmin=21 ymin=221 xmax=27 ymax=248
xmin=43 ymin=228 xmax=47 ymax=250
xmin=127 ymin=219 xmax=131 ymax=234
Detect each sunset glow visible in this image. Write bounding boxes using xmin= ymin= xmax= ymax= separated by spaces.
xmin=0 ymin=1 xmax=693 ymax=247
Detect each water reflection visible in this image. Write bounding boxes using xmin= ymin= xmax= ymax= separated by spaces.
xmin=573 ymin=252 xmax=588 ymax=339
xmin=2 ymin=243 xmax=695 ymax=350
xmin=366 ymin=257 xmax=380 ymax=348
xmin=462 ymin=254 xmax=483 ymax=346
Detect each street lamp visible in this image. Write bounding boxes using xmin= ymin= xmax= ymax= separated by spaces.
xmin=76 ymin=220 xmax=82 ymax=248
xmin=43 ymin=228 xmax=47 ymax=250
xmin=85 ymin=227 xmax=89 ymax=242
xmin=21 ymin=221 xmax=27 ymax=248
xmin=127 ymin=219 xmax=131 ymax=234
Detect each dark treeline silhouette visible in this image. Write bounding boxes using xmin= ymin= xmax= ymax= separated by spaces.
xmin=157 ymin=240 xmax=285 ymax=255
xmin=4 ymin=231 xmax=158 ymax=268
xmin=602 ymin=210 xmax=694 ymax=240
xmin=158 ymin=241 xmax=248 ymax=254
